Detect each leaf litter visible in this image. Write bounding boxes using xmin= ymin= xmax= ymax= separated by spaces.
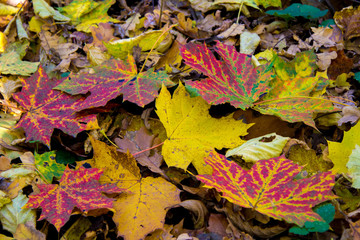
xmin=0 ymin=0 xmax=359 ymax=239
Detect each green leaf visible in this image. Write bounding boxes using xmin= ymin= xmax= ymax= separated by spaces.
xmin=0 ymin=192 xmax=36 ymax=234
xmin=58 ymin=0 xmax=119 ymax=33
xmin=35 ymin=151 xmax=66 ymax=183
xmin=266 ymin=4 xmax=328 ymax=21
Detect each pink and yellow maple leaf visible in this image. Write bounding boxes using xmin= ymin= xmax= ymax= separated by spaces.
xmin=196 ymin=152 xmax=336 ymax=226
xmin=24 ymin=166 xmax=124 ymax=231
xmin=13 ymin=66 xmax=99 ymax=147
xmin=180 ymin=41 xmax=275 ymax=109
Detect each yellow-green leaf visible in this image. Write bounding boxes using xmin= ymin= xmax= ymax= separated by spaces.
xmin=32 ymin=0 xmax=70 ymax=22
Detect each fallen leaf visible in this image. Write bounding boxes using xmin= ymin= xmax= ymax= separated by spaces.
xmin=334 ymin=5 xmax=360 ymax=40
xmin=58 ymin=0 xmax=119 ymax=33
xmin=34 ymin=151 xmax=66 ymax=183
xmin=289 ymin=203 xmax=335 ymax=235
xmin=156 ymin=83 xmax=252 ymax=174
xmin=287 ymin=144 xmax=333 ymax=175
xmin=86 ymin=138 xmax=181 ymax=240
xmin=55 ymin=55 xmax=175 ymax=108
xmin=0 ymin=51 xmax=39 ymax=76
xmin=180 ymin=41 xmax=274 ymax=110
xmin=328 ymin=122 xmax=360 ymax=174
xmin=197 ymin=152 xmax=336 ymax=226
xmin=0 ymin=192 xmax=36 ymax=234
xmin=14 ymin=222 xmax=46 ymax=240
xmin=104 ymin=29 xmax=172 ymax=60
xmin=13 ymin=66 xmax=99 ymax=147
xmin=24 ymin=166 xmax=123 ymax=231
xmin=266 ymin=3 xmax=328 ymax=20
xmin=32 ymin=0 xmax=70 ymax=22
xmin=347 ymin=145 xmax=360 ymax=188
xmin=115 ymin=127 xmax=164 ymax=175
xmin=226 ymin=133 xmax=290 ymax=162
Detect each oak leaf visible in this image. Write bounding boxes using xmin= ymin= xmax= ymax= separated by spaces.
xmin=55 ymin=55 xmax=175 ymax=108
xmin=87 ymin=138 xmax=181 ymax=240
xmin=13 ymin=66 xmax=99 ymax=147
xmin=180 ymin=41 xmax=274 ymax=110
xmin=24 ymin=166 xmax=123 ymax=231
xmin=156 ymin=83 xmax=252 ymax=174
xmin=196 ymin=152 xmax=336 ymax=226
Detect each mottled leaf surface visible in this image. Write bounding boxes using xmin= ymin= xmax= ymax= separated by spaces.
xmin=0 ymin=51 xmax=39 ymax=76
xmin=253 ymin=97 xmax=339 ymax=128
xmin=196 ymin=152 xmax=336 ymax=226
xmin=13 ymin=66 xmax=99 ymax=147
xmin=156 ymin=83 xmax=252 ymax=174
xmin=180 ymin=41 xmax=274 ymax=110
xmin=24 ymin=166 xmax=123 ymax=231
xmin=34 ymin=151 xmax=66 ymax=183
xmin=58 ymin=0 xmax=119 ymax=32
xmin=55 ymin=55 xmax=175 ymax=108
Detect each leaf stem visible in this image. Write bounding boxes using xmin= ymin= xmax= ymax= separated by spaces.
xmin=133 ymin=141 xmax=164 ymax=156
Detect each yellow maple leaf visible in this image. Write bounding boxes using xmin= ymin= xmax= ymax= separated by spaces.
xmin=156 ymin=83 xmax=253 ymax=174
xmin=87 ymin=137 xmax=181 ymax=240
xmin=328 ymin=122 xmax=360 ymax=174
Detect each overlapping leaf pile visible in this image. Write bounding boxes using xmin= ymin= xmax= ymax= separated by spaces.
xmin=0 ymin=0 xmax=359 ymax=239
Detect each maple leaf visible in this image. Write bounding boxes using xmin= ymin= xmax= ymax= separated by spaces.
xmin=180 ymin=41 xmax=274 ymax=110
xmin=253 ymin=97 xmax=339 ymax=128
xmin=13 ymin=66 xmax=99 ymax=147
xmin=253 ymin=51 xmax=341 ymax=128
xmin=156 ymin=83 xmax=252 ymax=174
xmin=54 ymin=55 xmax=175 ymax=108
xmin=87 ymin=137 xmax=180 ymax=240
xmin=24 ymin=166 xmax=123 ymax=231
xmin=196 ymin=152 xmax=336 ymax=226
